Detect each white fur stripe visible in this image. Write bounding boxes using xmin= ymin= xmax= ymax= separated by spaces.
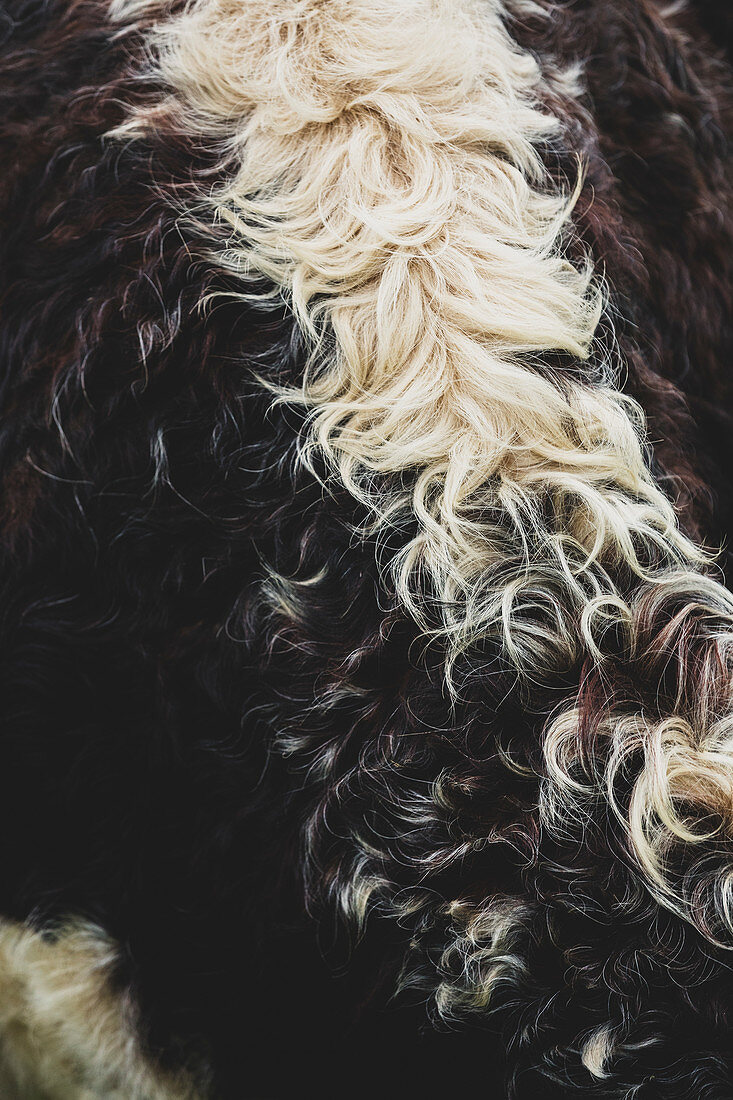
xmin=109 ymin=0 xmax=701 ymax=667
xmin=110 ymin=0 xmax=733 ymax=992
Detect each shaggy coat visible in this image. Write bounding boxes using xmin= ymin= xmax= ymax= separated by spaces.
xmin=0 ymin=0 xmax=732 ymax=1097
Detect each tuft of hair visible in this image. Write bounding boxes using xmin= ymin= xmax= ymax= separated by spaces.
xmin=110 ymin=0 xmax=708 ymax=668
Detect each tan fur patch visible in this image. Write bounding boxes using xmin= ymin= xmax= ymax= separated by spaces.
xmin=0 ymin=919 xmax=205 ymax=1099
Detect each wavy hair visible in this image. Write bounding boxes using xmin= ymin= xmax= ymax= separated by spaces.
xmin=111 ymin=0 xmax=733 ymax=1021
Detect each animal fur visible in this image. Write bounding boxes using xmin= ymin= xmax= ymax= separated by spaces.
xmin=0 ymin=0 xmax=732 ymax=1095
xmin=0 ymin=919 xmax=202 ymax=1099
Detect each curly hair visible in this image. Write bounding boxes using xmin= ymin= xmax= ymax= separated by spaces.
xmin=0 ymin=0 xmax=732 ymax=1095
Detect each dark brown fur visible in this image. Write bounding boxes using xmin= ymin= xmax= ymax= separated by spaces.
xmin=0 ymin=1 xmax=732 ymax=1097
